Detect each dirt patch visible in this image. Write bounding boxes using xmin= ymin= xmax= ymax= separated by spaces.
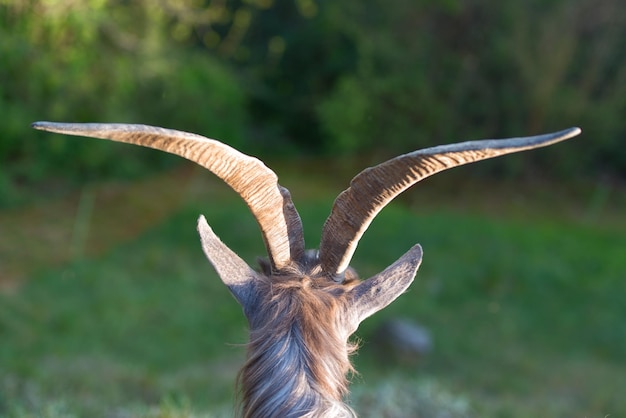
xmin=0 ymin=164 xmax=221 ymax=292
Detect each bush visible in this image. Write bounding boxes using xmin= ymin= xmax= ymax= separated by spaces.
xmin=0 ymin=1 xmax=248 ymax=201
xmin=318 ymin=0 xmax=626 ymax=178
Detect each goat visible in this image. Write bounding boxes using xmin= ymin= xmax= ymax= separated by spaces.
xmin=32 ymin=121 xmax=580 ymax=417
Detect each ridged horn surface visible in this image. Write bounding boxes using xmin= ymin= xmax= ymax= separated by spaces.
xmin=32 ymin=122 xmax=305 ymax=270
xmin=319 ymin=127 xmax=581 ymax=278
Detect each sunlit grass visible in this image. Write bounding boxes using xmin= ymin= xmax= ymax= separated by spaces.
xmin=1 ymin=171 xmax=624 ymax=417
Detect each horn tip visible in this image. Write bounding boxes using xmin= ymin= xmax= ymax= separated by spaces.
xmin=32 ymin=121 xmax=82 ymax=134
xmin=32 ymin=121 xmax=52 ymax=131
xmin=564 ymin=126 xmax=582 ymax=138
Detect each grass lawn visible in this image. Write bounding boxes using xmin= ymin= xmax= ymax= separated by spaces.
xmin=0 ymin=163 xmax=624 ymax=417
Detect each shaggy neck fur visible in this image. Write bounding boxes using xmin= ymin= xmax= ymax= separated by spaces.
xmin=237 ymin=264 xmax=360 ymax=418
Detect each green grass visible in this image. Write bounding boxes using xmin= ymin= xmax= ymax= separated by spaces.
xmin=0 ymin=172 xmax=624 ymax=417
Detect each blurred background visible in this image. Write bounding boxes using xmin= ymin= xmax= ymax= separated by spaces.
xmin=0 ymin=0 xmax=624 ymax=416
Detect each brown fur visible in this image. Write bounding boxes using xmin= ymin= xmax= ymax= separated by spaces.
xmin=236 ymin=262 xmax=361 ymax=417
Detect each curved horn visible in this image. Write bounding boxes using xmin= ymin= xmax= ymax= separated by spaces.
xmin=319 ymin=127 xmax=581 ymax=279
xmin=32 ymin=122 xmax=305 ymax=270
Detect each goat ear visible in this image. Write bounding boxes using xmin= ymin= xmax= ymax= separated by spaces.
xmin=197 ymin=215 xmax=258 ymax=309
xmin=348 ymin=244 xmax=423 ymax=324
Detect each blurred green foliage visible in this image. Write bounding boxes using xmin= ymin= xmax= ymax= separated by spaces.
xmin=1 ymin=0 xmax=625 ymax=202
xmin=319 ymin=0 xmax=626 ymax=175
xmin=0 ymin=0 xmax=248 ymax=205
